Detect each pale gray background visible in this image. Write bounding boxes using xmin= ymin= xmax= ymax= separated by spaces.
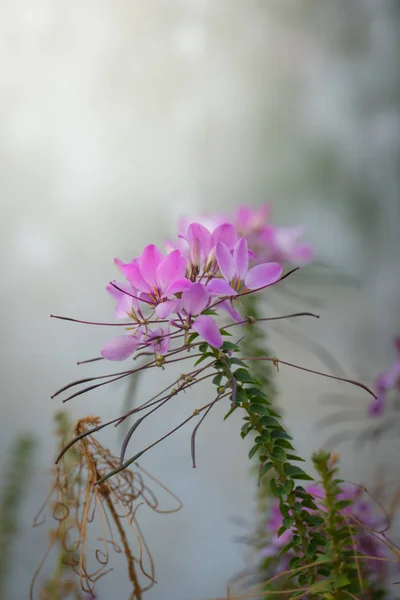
xmin=1 ymin=1 xmax=399 ymax=599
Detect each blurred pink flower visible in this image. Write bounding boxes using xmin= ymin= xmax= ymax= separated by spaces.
xmin=369 ymin=337 xmax=400 ymax=416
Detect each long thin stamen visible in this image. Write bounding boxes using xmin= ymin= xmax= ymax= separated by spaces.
xmin=110 ymin=282 xmax=152 ymax=305
xmin=241 ymin=356 xmax=377 ymax=399
xmin=50 ymin=314 xmax=133 ymax=327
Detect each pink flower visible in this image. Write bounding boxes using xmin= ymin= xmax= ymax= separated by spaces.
xmin=208 ymin=237 xmax=282 ymax=297
xmin=369 ymin=337 xmax=400 ymax=416
xmin=106 ymin=282 xmax=140 ymax=319
xmin=101 ymin=330 xmax=144 ymax=361
xmin=169 ymin=221 xmax=237 ymax=272
xmin=145 ymin=326 xmax=171 ymax=355
xmin=182 ymin=283 xmax=223 ymax=348
xmin=234 ymin=204 xmax=270 ymax=236
xmin=260 ymin=225 xmax=313 ymax=266
xmin=158 ymin=282 xmax=223 ymax=348
xmin=116 ymin=245 xmax=191 ymax=315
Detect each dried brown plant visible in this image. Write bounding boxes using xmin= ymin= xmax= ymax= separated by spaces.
xmin=31 ymin=414 xmax=181 ymax=600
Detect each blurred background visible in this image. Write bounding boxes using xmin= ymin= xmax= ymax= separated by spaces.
xmin=1 ymin=1 xmax=399 ymax=598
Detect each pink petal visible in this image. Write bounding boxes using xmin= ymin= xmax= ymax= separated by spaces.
xmin=163 ymin=277 xmax=191 ymax=297
xmin=182 ymin=282 xmax=209 ymax=315
xmin=211 ymin=223 xmax=237 ymax=250
xmin=139 ymin=245 xmax=163 ymax=289
xmin=120 ymin=262 xmax=149 ymax=293
xmin=186 ymin=222 xmax=212 ymax=265
xmin=290 ymin=243 xmax=314 ymax=266
xmin=235 ymin=206 xmax=251 ymax=228
xmin=244 ymin=262 xmax=283 ymax=290
xmin=368 ymin=394 xmax=385 ymax=417
xmin=155 ymin=299 xmax=182 ymax=318
xmin=157 ymin=249 xmax=187 ymax=291
xmin=207 ymin=279 xmax=237 ymax=296
xmin=107 ymin=282 xmax=139 ymax=310
xmin=233 ymin=238 xmax=249 ymax=280
xmin=216 ymin=242 xmax=234 ymax=282
xmin=192 ymin=315 xmax=223 ymax=348
xmin=114 ymin=257 xmax=130 ymax=274
xmin=101 ymin=334 xmax=140 ymax=361
xmin=146 ymin=327 xmax=170 ymax=354
xmin=113 ymin=295 xmax=135 ymax=319
xmin=219 ymin=300 xmax=242 ymax=323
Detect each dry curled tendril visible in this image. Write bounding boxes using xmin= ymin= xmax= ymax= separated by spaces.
xmin=31 ymin=416 xmax=182 ymax=600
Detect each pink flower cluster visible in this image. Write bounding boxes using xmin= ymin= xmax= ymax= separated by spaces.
xmin=369 ymin=337 xmax=400 ymax=416
xmin=102 ymin=207 xmax=297 ymax=361
xmin=262 ymin=484 xmax=387 ymax=582
xmin=177 ymin=204 xmax=313 ymax=267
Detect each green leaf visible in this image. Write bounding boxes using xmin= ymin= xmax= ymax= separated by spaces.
xmin=286 ymin=453 xmax=306 ymax=462
xmin=271 ymin=430 xmax=293 ymax=440
xmin=212 ymin=373 xmax=222 ymax=386
xmin=259 ymin=461 xmax=273 ymax=480
xmin=219 ymin=328 xmax=232 ymax=336
xmin=245 ymin=387 xmax=267 ymax=399
xmin=278 ymin=539 xmax=296 ymax=555
xmin=277 ymin=525 xmax=287 ymax=538
xmin=270 ymin=477 xmax=284 ymax=497
xmin=335 ymin=499 xmax=353 ymax=510
xmin=230 ymin=357 xmax=247 ymax=367
xmin=187 ymin=332 xmax=199 ymax=344
xmin=248 ymin=403 xmax=270 ymax=415
xmin=248 ymin=444 xmax=260 ymax=460
xmin=254 ymin=432 xmax=271 ymax=444
xmin=271 ymin=446 xmax=287 ymax=461
xmin=284 ymin=465 xmax=313 ymax=481
xmin=274 ymin=439 xmax=295 ymax=450
xmin=235 ymin=387 xmax=248 ymax=403
xmin=259 ymin=416 xmax=281 ymax=428
xmin=233 ymin=368 xmax=254 ymax=383
xmin=282 ymin=517 xmax=292 ymax=529
xmin=221 ymin=341 xmax=239 ymax=351
xmin=198 ymin=342 xmax=209 ymax=353
xmin=194 ymin=352 xmax=214 ymax=366
xmin=223 ymin=405 xmax=238 ymax=421
xmin=282 ymin=479 xmax=295 ymax=495
xmin=335 ymin=573 xmax=351 ymax=588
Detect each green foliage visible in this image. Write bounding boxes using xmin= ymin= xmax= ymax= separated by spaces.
xmin=0 ymin=435 xmax=36 ymax=600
